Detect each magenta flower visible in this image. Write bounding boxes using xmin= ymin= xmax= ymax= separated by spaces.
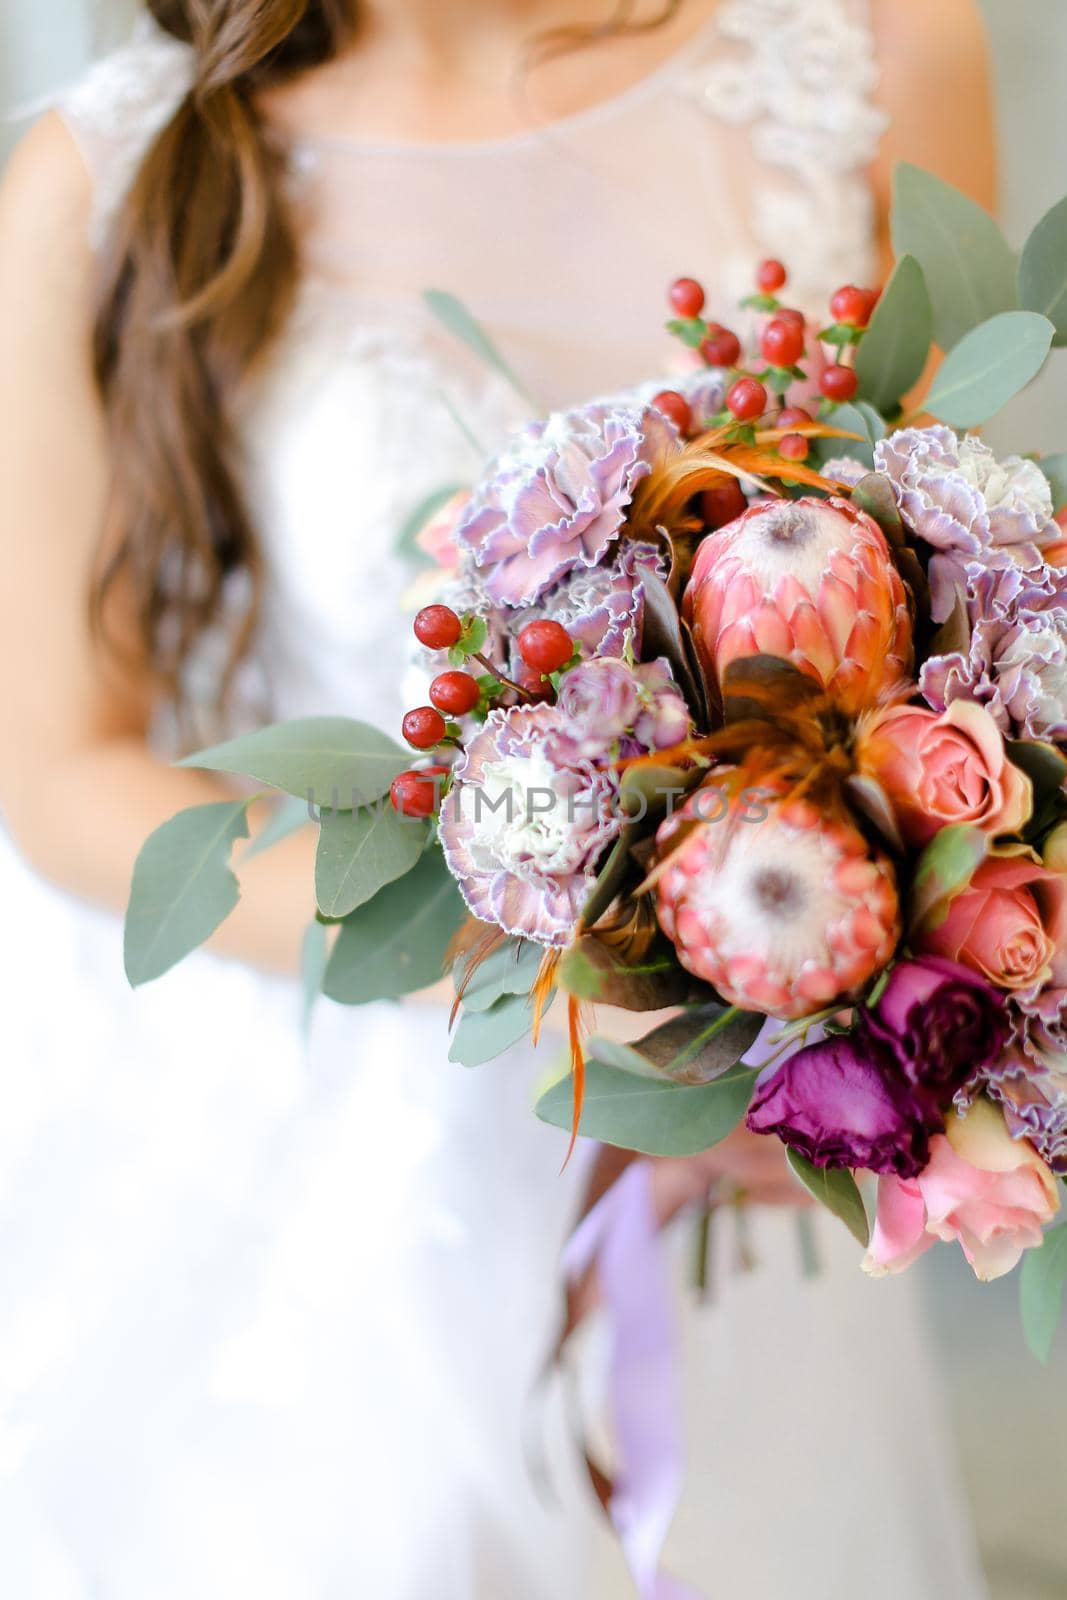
xmin=866 ymin=957 xmax=1009 ymax=1102
xmin=455 ymin=402 xmax=680 ymax=606
xmin=746 ymin=1033 xmax=937 ymax=1177
xmin=438 ymin=704 xmax=622 ymax=947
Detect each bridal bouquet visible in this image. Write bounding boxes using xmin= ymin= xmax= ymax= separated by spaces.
xmin=126 ymin=165 xmax=1067 ymax=1356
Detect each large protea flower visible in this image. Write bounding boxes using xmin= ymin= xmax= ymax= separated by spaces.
xmin=683 ymin=496 xmax=913 ymax=711
xmin=655 ymin=778 xmax=900 ymax=1019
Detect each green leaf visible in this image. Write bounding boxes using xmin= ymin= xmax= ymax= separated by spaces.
xmin=454 ymin=937 xmax=544 ymax=1013
xmin=786 ymin=1149 xmax=870 ymax=1248
xmin=812 ymin=400 xmax=884 ymax=469
xmin=1017 ymin=193 xmax=1067 ymax=348
xmin=850 ymin=472 xmax=905 ymax=547
xmin=324 ymin=847 xmax=467 ymax=1004
xmin=423 ymin=288 xmax=534 ymax=404
xmin=557 ymin=936 xmax=702 ymax=1011
xmin=1020 ymin=1221 xmax=1067 ymax=1363
xmin=449 ymin=991 xmax=540 ymax=1065
xmin=1039 ymin=453 xmax=1067 ymax=512
xmin=180 ymin=717 xmax=409 ymax=808
xmin=243 ymin=794 xmax=311 ymax=860
xmin=923 ymin=311 xmax=1054 ymax=428
xmin=588 ymin=1004 xmax=764 ymax=1085
xmin=535 ymin=1058 xmax=758 ymax=1157
xmin=314 ymin=805 xmax=426 ymax=919
xmin=394 ymin=483 xmax=467 ymax=563
xmin=124 ymin=799 xmax=252 ymax=986
xmin=854 ymin=254 xmax=933 ymax=411
xmin=300 ymin=919 xmax=329 ymax=1036
xmin=891 ymin=163 xmax=1018 ymax=349
xmin=909 ymin=823 xmax=988 ymax=932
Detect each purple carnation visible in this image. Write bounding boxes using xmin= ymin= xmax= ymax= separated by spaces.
xmin=920 ymin=564 xmax=1067 ymax=743
xmin=455 ymin=402 xmax=680 ymax=607
xmin=866 ymin=957 xmax=1009 ymax=1104
xmin=974 ymin=1045 xmax=1067 ymax=1177
xmin=548 ymin=656 xmax=692 ymax=764
xmin=874 ymin=426 xmax=1057 ymax=622
xmin=438 ymin=704 xmax=622 ymax=947
xmin=746 ymin=1032 xmax=937 ymax=1177
xmin=508 ymin=541 xmax=666 ymax=667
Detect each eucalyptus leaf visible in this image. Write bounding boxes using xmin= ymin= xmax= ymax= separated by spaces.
xmin=557 ymin=935 xmax=702 ymax=1011
xmin=535 ymin=1058 xmax=758 ymax=1157
xmin=812 ymin=401 xmax=884 ymax=469
xmin=786 ymin=1149 xmax=870 ymax=1248
xmin=923 ymin=312 xmax=1054 ymax=429
xmin=449 ymin=991 xmax=540 ymax=1066
xmin=908 ymin=824 xmax=988 ymax=932
xmin=125 ymin=799 xmax=252 ymax=986
xmin=891 ymin=163 xmax=1018 ymax=349
xmin=314 ymin=805 xmax=426 ymax=919
xmin=850 ymin=473 xmax=905 ymax=547
xmin=180 ymin=717 xmax=409 ymax=807
xmin=587 ymin=1004 xmax=764 ymax=1085
xmin=394 ymin=483 xmax=467 ymax=563
xmin=1020 ymin=1221 xmax=1067 ymax=1363
xmin=638 ymin=569 xmax=708 ymax=725
xmin=1039 ymin=453 xmax=1067 ymax=512
xmin=578 ymin=827 xmax=641 ymax=932
xmin=854 ymin=253 xmax=933 ymax=411
xmin=324 ymin=848 xmax=467 ymax=1004
xmin=1017 ymin=193 xmax=1067 ymax=347
xmin=423 ymin=288 xmax=535 ymax=404
xmin=454 ymin=937 xmax=544 ymax=1013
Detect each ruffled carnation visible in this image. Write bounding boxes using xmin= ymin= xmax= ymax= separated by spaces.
xmin=508 ymin=541 xmax=666 ymax=667
xmin=874 ymin=426 xmax=1058 ymax=622
xmin=455 ymin=402 xmax=680 ymax=606
xmin=438 ymin=704 xmax=622 ymax=946
xmin=920 ymin=564 xmax=1067 ymax=744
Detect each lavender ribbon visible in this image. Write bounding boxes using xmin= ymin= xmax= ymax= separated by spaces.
xmin=563 ymin=1160 xmax=705 ymax=1600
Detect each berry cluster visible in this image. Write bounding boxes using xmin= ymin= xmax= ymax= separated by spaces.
xmin=658 ymin=262 xmax=882 ymax=471
xmin=391 ymin=608 xmax=575 ymax=815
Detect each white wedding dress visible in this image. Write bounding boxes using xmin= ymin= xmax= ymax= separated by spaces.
xmin=0 ymin=4 xmax=988 ymax=1596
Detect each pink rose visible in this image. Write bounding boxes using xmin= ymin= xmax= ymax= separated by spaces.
xmin=859 ymin=699 xmax=1031 ymax=845
xmin=916 ymin=847 xmax=1067 ymax=994
xmin=863 ymin=1098 xmax=1060 ymax=1281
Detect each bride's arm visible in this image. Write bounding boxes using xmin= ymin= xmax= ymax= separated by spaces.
xmin=0 ymin=115 xmax=317 ymax=975
xmin=870 ymin=0 xmax=997 ymax=274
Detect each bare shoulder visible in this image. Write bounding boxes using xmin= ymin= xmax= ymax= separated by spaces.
xmin=0 ymin=112 xmax=94 ymax=287
xmin=870 ymin=0 xmax=992 ymax=100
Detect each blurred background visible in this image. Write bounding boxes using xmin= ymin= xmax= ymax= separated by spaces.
xmin=2 ymin=2 xmax=1066 ymax=1595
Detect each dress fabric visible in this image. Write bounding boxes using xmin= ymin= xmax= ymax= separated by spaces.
xmin=0 ymin=4 xmax=988 ymax=1596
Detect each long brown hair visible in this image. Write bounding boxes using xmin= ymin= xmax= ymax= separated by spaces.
xmin=92 ymin=0 xmax=683 ymax=700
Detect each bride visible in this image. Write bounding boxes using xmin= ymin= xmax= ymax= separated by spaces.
xmin=0 ymin=1 xmax=995 ymax=1594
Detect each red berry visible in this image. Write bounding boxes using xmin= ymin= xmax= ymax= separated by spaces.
xmin=725 ymin=377 xmax=768 ymax=422
xmin=778 ymin=432 xmax=810 ymax=462
xmin=778 ymin=406 xmax=812 ymax=427
xmin=669 ymin=276 xmax=706 ymax=317
xmin=760 ymin=317 xmax=805 ymax=368
xmin=819 ymin=364 xmax=859 ymax=402
xmin=429 ymin=670 xmax=481 ymax=716
xmin=756 ymin=259 xmax=787 ymax=293
xmin=651 ymin=389 xmax=692 ymax=434
xmin=699 ymin=325 xmax=742 ymax=368
xmin=390 ymin=767 xmax=449 ymax=819
xmin=402 ymin=705 xmax=447 ymax=749
xmin=517 ymin=620 xmax=574 ymax=675
xmin=413 ymin=604 xmax=462 ymax=650
xmin=829 ymin=285 xmax=878 ymax=328
xmin=700 ymin=478 xmax=747 ymax=530
xmin=775 ymin=307 xmax=806 ymax=329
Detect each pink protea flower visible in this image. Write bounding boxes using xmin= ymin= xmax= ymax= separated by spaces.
xmin=655 ymin=778 xmax=900 ymax=1020
xmin=683 ymin=496 xmax=913 ymax=711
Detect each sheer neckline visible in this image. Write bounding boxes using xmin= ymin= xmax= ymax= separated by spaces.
xmin=281 ymin=9 xmax=723 ymax=162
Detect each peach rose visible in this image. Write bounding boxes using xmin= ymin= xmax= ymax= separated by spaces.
xmin=859 ymin=699 xmax=1032 ymax=845
xmin=916 ymin=846 xmax=1067 ymax=994
xmin=863 ymin=1098 xmax=1061 ymax=1281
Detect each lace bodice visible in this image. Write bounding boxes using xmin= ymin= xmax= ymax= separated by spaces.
xmin=58 ymin=2 xmax=887 ymax=740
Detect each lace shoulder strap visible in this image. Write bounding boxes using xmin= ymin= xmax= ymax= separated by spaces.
xmin=56 ymin=19 xmax=195 ymax=247
xmin=678 ymin=0 xmax=888 ymax=304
